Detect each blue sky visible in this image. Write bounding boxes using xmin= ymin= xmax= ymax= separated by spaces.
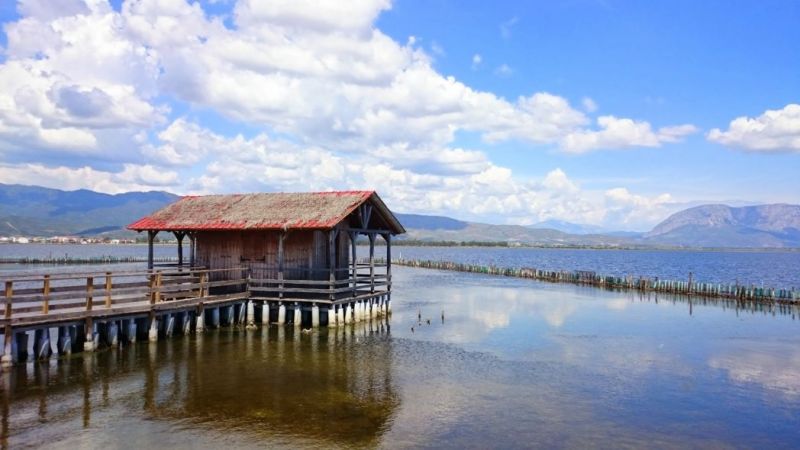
xmin=0 ymin=0 xmax=797 ymax=230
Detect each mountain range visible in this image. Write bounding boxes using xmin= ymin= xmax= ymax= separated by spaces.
xmin=1 ymin=183 xmax=798 ymax=248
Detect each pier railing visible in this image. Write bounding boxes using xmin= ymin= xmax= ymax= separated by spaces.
xmin=248 ymin=264 xmax=390 ymax=303
xmin=2 ymin=267 xmax=248 ymax=327
xmin=394 ymin=258 xmax=800 ymax=304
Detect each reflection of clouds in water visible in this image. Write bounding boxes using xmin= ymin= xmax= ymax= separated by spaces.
xmin=551 ymin=335 xmax=692 ymax=379
xmin=606 ymin=298 xmax=630 ymax=311
xmin=411 ymin=284 xmax=581 ymax=345
xmin=709 ymin=345 xmax=800 ymax=397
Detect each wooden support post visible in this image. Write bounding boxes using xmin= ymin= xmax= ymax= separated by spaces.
xmin=350 ymin=231 xmax=357 ymax=297
xmin=105 ymin=272 xmax=112 ymax=309
xmin=84 ymin=317 xmax=95 ymax=352
xmin=328 ymin=230 xmax=338 ymax=301
xmin=368 ymin=233 xmax=376 ymax=293
xmin=85 ymin=277 xmax=94 ymax=311
xmin=384 ymin=233 xmax=392 ymax=292
xmin=1 ymin=324 xmax=12 ymax=366
xmin=174 ymin=231 xmax=185 ymax=267
xmin=278 ymin=232 xmax=285 ymax=300
xmin=188 ymin=232 xmax=196 ymax=267
xmin=42 ymin=276 xmax=50 ymax=314
xmin=4 ymin=281 xmax=11 ymax=320
xmin=147 ymin=230 xmax=157 ymax=270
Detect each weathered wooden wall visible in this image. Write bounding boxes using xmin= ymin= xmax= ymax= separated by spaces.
xmin=196 ymin=230 xmax=345 ymax=281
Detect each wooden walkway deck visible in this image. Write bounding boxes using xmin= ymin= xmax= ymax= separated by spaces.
xmin=1 ymin=265 xmax=392 ymax=366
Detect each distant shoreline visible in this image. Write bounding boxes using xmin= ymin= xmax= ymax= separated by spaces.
xmin=2 ymin=241 xmax=799 ymax=253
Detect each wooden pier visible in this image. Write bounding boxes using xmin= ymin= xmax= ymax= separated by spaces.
xmin=1 ymin=190 xmax=405 ymax=366
xmin=0 ymin=263 xmax=393 ymax=366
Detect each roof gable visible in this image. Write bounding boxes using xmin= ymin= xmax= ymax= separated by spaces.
xmin=127 ymin=191 xmax=404 ymax=234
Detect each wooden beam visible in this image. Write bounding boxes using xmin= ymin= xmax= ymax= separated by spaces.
xmin=147 ymin=230 xmax=157 ymax=270
xmin=278 ymin=232 xmax=285 ymax=299
xmin=349 ymin=231 xmax=357 ymax=297
xmin=344 ymin=227 xmax=392 ymax=235
xmin=369 ymin=232 xmax=376 ymax=293
xmin=4 ymin=281 xmax=12 ymax=320
xmin=188 ymin=232 xmax=196 ymax=267
xmin=42 ymin=275 xmax=50 ymax=315
xmin=105 ymin=272 xmax=112 ymax=309
xmin=383 ymin=233 xmax=392 ymax=291
xmin=328 ymin=230 xmax=336 ymax=301
xmin=174 ymin=231 xmax=185 ymax=267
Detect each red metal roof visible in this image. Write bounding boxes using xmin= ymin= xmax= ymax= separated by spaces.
xmin=127 ymin=191 xmax=405 ymax=233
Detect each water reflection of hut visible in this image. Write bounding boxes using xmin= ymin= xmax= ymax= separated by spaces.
xmin=128 ymin=191 xmax=405 ymax=327
xmin=2 ymin=322 xmax=398 ymax=448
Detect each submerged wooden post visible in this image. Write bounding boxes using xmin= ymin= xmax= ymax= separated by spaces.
xmin=42 ymin=276 xmax=50 ymax=314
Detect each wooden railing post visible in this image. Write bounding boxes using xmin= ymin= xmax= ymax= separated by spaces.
xmin=149 ymin=272 xmax=156 ymax=304
xmin=200 ymin=271 xmax=208 ymax=297
xmin=42 ymin=275 xmax=50 ymax=314
xmin=86 ymin=277 xmax=94 ymax=311
xmin=105 ymin=272 xmax=112 ymax=308
xmin=154 ymin=271 xmax=162 ymax=303
xmin=246 ymin=268 xmax=251 ymax=295
xmin=4 ymin=281 xmax=12 ymax=319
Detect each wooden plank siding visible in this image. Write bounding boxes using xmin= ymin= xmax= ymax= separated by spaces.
xmin=196 ymin=230 xmax=344 ymax=283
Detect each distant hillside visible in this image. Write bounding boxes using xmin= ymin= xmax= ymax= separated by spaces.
xmin=0 ymin=184 xmax=179 ymax=237
xmin=394 ymin=213 xmax=467 ymax=231
xmin=644 ymin=204 xmax=800 ymax=248
xmin=1 ymin=184 xmax=797 ymax=248
xmin=530 ymin=219 xmax=608 ymax=235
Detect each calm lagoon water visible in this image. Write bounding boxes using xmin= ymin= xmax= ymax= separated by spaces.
xmin=3 ymin=265 xmax=800 ymax=449
xmin=393 ymin=246 xmax=800 ymax=288
xmin=3 ymin=244 xmax=799 ymax=287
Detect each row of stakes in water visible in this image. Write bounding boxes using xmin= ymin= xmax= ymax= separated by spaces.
xmin=393 ymin=258 xmax=799 ymax=303
xmin=0 ymin=256 xmax=178 ymax=265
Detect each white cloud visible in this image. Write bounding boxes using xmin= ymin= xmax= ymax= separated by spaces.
xmin=561 ymin=116 xmax=697 ymax=153
xmin=0 ymin=163 xmax=178 ymax=193
xmin=581 ymin=97 xmax=598 ymax=113
xmin=500 ymin=16 xmax=518 ymax=39
xmin=707 ymin=104 xmax=800 ymax=152
xmin=604 ymin=187 xmax=673 ymax=226
xmin=471 ymin=53 xmax=482 ymax=70
xmin=0 ymin=0 xmax=700 ymax=230
xmin=234 ymin=0 xmax=391 ymax=33
xmin=494 ymin=63 xmax=513 ymax=77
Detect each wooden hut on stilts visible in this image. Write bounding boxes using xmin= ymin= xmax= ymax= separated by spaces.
xmin=127 ymin=191 xmax=405 ymax=327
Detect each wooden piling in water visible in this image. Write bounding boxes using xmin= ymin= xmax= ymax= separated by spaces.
xmin=393 ymin=258 xmax=800 ymax=304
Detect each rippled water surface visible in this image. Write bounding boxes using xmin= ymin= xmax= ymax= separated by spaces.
xmin=2 ymin=244 xmax=799 ymax=287
xmin=394 ymin=246 xmax=800 ymax=287
xmin=3 ymin=266 xmax=800 ymax=449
